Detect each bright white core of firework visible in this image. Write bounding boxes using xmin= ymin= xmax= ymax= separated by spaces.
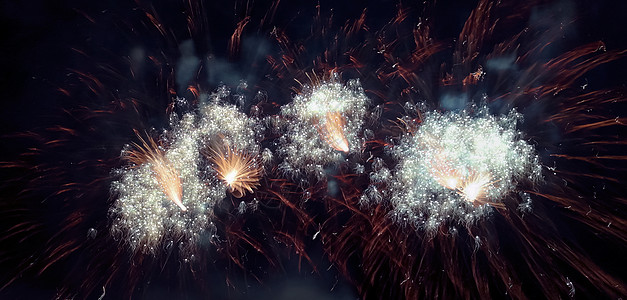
xmin=224 ymin=170 xmax=238 ymax=185
xmin=367 ymin=108 xmax=541 ymax=231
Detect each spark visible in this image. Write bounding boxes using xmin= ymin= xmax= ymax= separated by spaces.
xmin=429 ymin=153 xmax=499 ymax=205
xmin=276 ymin=78 xmax=370 ymax=178
xmin=205 ymin=143 xmax=262 ymax=198
xmin=317 ymin=112 xmax=349 ymax=153
xmin=125 ymin=132 xmax=185 ymax=211
xmin=429 ymin=153 xmax=463 ymax=190
xmin=458 ymin=171 xmax=493 ymax=204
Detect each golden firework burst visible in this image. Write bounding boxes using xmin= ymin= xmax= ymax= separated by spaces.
xmin=456 ymin=171 xmax=498 ymax=205
xmin=429 ymin=153 xmax=464 ymax=190
xmin=204 ymin=143 xmax=262 ymax=198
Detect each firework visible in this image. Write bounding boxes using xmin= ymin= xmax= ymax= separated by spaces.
xmin=110 ymin=96 xmax=265 ymax=255
xmin=315 ymin=1 xmax=627 ymax=299
xmin=275 ymin=77 xmax=370 ymax=179
xmin=364 ymin=108 xmax=541 ymax=231
xmin=125 ymin=132 xmax=186 ymax=211
xmin=316 ymin=111 xmax=350 ymax=153
xmin=1 ymin=0 xmax=626 ymax=299
xmin=204 ymin=141 xmax=262 ymax=198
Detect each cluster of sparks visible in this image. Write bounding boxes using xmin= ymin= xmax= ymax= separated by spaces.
xmin=112 ymin=79 xmax=374 ymax=252
xmin=365 ymin=108 xmax=541 ymax=231
xmin=112 ymin=73 xmax=543 ymax=253
xmin=275 ymin=78 xmax=371 ymax=180
xmin=204 ymin=143 xmax=261 ymax=198
xmin=110 ymin=92 xmax=264 ymax=254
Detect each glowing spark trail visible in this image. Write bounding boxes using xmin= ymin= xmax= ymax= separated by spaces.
xmin=366 ymin=107 xmax=541 ymax=231
xmin=317 ymin=111 xmax=350 ymax=153
xmin=126 ymin=133 xmax=186 ymax=211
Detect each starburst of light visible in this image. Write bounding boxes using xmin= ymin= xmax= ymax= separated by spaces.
xmin=316 ymin=111 xmax=350 ymax=153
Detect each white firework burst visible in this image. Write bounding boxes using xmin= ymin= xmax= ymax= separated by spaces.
xmin=365 ymin=107 xmax=541 ymax=232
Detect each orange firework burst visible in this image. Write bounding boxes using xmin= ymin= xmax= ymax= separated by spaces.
xmin=316 ymin=111 xmax=350 ymax=153
xmin=456 ymin=171 xmax=500 ymax=207
xmin=429 ymin=154 xmax=503 ymax=207
xmin=125 ymin=132 xmax=186 ymax=211
xmin=204 ymin=143 xmax=261 ymax=198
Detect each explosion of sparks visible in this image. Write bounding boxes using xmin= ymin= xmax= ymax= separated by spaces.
xmin=366 ymin=108 xmax=541 ymax=231
xmin=204 ymin=143 xmax=262 ymax=198
xmin=317 ymin=111 xmax=350 ymax=153
xmin=110 ymin=92 xmax=265 ymax=254
xmin=275 ymin=78 xmax=370 ymax=179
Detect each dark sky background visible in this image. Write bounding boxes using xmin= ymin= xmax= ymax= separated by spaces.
xmin=1 ymin=0 xmax=626 ymax=299
xmin=2 ymin=0 xmax=626 ymax=132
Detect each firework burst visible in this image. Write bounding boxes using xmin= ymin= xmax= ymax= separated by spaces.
xmin=109 ymin=93 xmax=266 ymax=256
xmin=125 ymin=132 xmax=186 ymax=211
xmin=316 ymin=111 xmax=350 ymax=153
xmin=313 ymin=1 xmax=627 ymax=299
xmin=364 ymin=108 xmax=542 ymax=231
xmin=274 ymin=76 xmax=371 ymax=180
xmin=204 ymin=142 xmax=262 ymax=198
